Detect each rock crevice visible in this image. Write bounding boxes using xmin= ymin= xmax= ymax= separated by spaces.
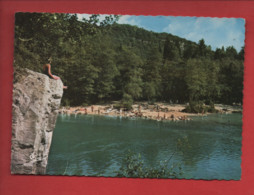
xmin=11 ymin=69 xmax=63 ymax=174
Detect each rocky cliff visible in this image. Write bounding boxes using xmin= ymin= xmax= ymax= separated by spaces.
xmin=11 ymin=69 xmax=63 ymax=174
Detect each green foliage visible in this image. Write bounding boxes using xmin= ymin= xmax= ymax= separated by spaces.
xmin=206 ymin=102 xmax=217 ymax=113
xmin=62 ymin=98 xmax=70 ymax=107
xmin=163 ymin=36 xmax=180 ymax=61
xmin=161 ymin=61 xmax=188 ymax=103
xmin=198 ymin=39 xmax=207 ymax=57
xmin=115 ymin=47 xmax=143 ymax=100
xmin=185 ymin=59 xmax=208 ymax=101
xmin=184 ymin=101 xmax=206 ymax=113
xmin=143 ymin=47 xmax=162 ymax=100
xmin=184 ymin=101 xmax=218 ymax=113
xmin=117 ymin=150 xmax=182 ymax=178
xmin=121 ymin=93 xmax=133 ymax=110
xmin=218 ymin=58 xmax=244 ymax=104
xmin=14 ymin=13 xmax=244 ymax=106
xmin=112 ymin=93 xmax=133 ymax=111
xmin=113 ymin=103 xmax=122 ymax=110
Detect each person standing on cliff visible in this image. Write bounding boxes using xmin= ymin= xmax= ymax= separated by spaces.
xmin=43 ymin=57 xmax=67 ymax=89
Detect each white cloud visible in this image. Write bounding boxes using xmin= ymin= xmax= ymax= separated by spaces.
xmin=117 ymin=15 xmax=131 ymax=24
xmin=162 ymin=16 xmax=245 ymax=51
xmin=118 ymin=15 xmax=140 ymax=26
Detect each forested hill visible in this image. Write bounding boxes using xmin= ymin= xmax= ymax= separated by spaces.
xmin=14 ymin=13 xmax=244 ymax=107
xmin=109 ymin=24 xmax=200 ymax=61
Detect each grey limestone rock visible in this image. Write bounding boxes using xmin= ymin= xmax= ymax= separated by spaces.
xmin=11 ymin=69 xmax=63 ymax=174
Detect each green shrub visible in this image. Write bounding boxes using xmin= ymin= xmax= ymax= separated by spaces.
xmin=121 ymin=93 xmax=133 ymax=110
xmin=62 ymin=98 xmax=70 ymax=107
xmin=113 ymin=103 xmax=122 ymax=110
xmin=184 ymin=101 xmax=218 ymax=113
xmin=81 ymin=102 xmax=88 ymax=107
xmin=184 ymin=101 xmax=206 ymax=113
xmin=207 ymin=102 xmax=217 ymax=113
xmin=117 ymin=150 xmax=182 ymax=179
xmin=148 ymin=99 xmax=156 ymax=105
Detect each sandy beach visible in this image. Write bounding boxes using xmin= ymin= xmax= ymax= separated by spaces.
xmin=59 ymin=102 xmax=242 ymax=121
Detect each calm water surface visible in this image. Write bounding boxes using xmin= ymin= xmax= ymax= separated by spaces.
xmin=47 ymin=113 xmax=242 ymax=180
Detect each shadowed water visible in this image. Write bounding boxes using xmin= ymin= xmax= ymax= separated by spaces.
xmin=47 ymin=113 xmax=242 ymax=180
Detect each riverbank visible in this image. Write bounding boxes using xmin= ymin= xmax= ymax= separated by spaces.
xmin=59 ymin=102 xmax=242 ymax=121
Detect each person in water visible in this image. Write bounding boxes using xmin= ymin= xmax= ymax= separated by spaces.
xmin=43 ymin=58 xmax=67 ymax=89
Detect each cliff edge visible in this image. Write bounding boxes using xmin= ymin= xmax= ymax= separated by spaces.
xmin=11 ymin=69 xmax=63 ymax=174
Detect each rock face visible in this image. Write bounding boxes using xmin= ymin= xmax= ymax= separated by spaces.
xmin=11 ymin=69 xmax=63 ymax=174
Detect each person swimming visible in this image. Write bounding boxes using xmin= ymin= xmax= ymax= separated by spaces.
xmin=43 ymin=57 xmax=67 ymax=89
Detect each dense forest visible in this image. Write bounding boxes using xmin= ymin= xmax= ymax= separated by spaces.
xmin=14 ymin=13 xmax=244 ymax=108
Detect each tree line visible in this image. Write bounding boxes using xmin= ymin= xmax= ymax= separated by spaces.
xmin=14 ymin=13 xmax=244 ymax=107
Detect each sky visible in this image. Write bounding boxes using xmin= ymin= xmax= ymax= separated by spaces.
xmin=77 ymin=14 xmax=245 ymax=52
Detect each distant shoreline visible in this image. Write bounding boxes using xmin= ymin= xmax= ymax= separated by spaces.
xmin=59 ymin=102 xmax=242 ymax=121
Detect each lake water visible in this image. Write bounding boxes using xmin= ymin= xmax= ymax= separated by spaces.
xmin=47 ymin=113 xmax=242 ymax=180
